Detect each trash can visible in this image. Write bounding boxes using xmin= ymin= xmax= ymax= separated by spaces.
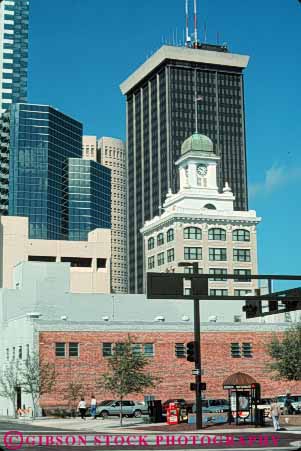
xmin=148 ymin=400 xmax=163 ymax=423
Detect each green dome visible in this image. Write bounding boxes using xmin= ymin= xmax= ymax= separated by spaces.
xmin=181 ymin=133 xmax=214 ymax=155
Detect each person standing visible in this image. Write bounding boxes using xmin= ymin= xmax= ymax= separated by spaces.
xmin=270 ymin=398 xmax=281 ymax=431
xmin=284 ymin=392 xmax=294 ymax=415
xmin=78 ymin=397 xmax=86 ymax=420
xmin=90 ymin=395 xmax=97 ymax=419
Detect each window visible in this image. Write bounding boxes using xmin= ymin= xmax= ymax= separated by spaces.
xmin=210 ymin=289 xmax=228 ymax=296
xmin=167 ymin=229 xmax=174 ymax=242
xmin=209 ymin=268 xmax=227 ymax=281
xmin=184 ymin=288 xmax=192 ymax=296
xmin=175 ymin=343 xmax=186 ymax=358
xmin=55 ymin=343 xmax=65 ymax=357
xmin=233 ymin=249 xmax=251 ymax=262
xmin=131 ymin=344 xmax=141 ymax=354
xmin=12 ymin=347 xmax=15 ymax=360
xmin=233 ymin=229 xmax=250 ymax=241
xmin=234 ymin=269 xmax=251 ymax=282
xmin=148 ymin=256 xmax=155 ymax=269
xmin=26 ymin=344 xmax=29 ymax=359
xmin=242 ymin=343 xmax=252 ymax=358
xmin=204 ymin=203 xmax=216 ymax=210
xmin=184 ymin=267 xmax=193 ymax=274
xmin=234 ymin=289 xmax=252 ymax=296
xmin=61 ymin=257 xmax=92 ymax=268
xmin=148 ymin=237 xmax=155 ymax=250
xmin=157 ymin=233 xmax=164 ymax=246
xmin=69 ymin=343 xmax=79 ymax=357
xmin=157 ymin=252 xmax=164 ymax=266
xmin=234 ymin=315 xmax=242 ymax=323
xmin=208 ymin=228 xmax=226 ymax=241
xmin=184 ymin=227 xmax=202 ymax=240
xmin=18 ymin=346 xmax=22 ymax=359
xmin=231 ymin=343 xmax=241 ymax=358
xmin=167 ymin=248 xmax=174 ymax=262
xmin=97 ymin=258 xmax=106 ymax=269
xmin=209 ymin=248 xmax=227 ymax=261
xmin=144 ymin=343 xmax=154 ymax=357
xmin=102 ymin=343 xmax=113 ymax=357
xmin=184 ymin=247 xmax=202 ymax=260
xmin=6 ymin=348 xmax=9 ymax=360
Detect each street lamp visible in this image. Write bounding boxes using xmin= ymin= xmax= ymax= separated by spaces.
xmin=178 ymin=261 xmax=203 ymax=429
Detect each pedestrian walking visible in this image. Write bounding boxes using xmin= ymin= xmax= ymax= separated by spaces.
xmin=90 ymin=395 xmax=97 ymax=419
xmin=270 ymin=398 xmax=281 ymax=431
xmin=284 ymin=392 xmax=294 ymax=415
xmin=78 ymin=397 xmax=86 ymax=420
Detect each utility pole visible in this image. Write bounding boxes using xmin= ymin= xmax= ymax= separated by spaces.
xmin=179 ymin=261 xmax=203 ymax=429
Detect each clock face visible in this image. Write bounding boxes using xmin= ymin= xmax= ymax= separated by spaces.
xmin=197 ymin=164 xmax=208 ymax=177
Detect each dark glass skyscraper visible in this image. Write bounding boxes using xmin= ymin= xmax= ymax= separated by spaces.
xmin=120 ymin=45 xmax=250 ymax=293
xmin=67 ymin=159 xmax=111 ymax=241
xmin=0 ymin=103 xmax=111 ymax=241
xmin=0 ymin=0 xmax=29 ymax=114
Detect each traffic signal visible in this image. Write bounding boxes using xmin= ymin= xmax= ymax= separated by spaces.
xmin=186 ymin=341 xmax=196 ymax=362
xmin=242 ymin=300 xmax=262 ymax=318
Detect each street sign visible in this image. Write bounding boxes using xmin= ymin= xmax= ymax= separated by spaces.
xmin=192 ymin=369 xmax=201 ymax=375
xmin=190 ymin=382 xmax=206 ymax=391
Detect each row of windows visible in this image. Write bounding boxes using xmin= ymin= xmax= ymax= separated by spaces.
xmin=147 ymin=228 xmax=250 ymax=249
xmin=175 ymin=342 xmax=252 ymax=358
xmin=6 ymin=344 xmax=30 ymax=361
xmin=55 ymin=342 xmax=154 ymax=358
xmin=148 ymin=248 xmax=252 ymax=265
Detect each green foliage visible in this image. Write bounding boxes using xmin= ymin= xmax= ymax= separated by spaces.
xmin=99 ymin=336 xmax=160 ymax=425
xmin=64 ymin=381 xmax=84 ymax=416
xmin=267 ymin=323 xmax=301 ymax=380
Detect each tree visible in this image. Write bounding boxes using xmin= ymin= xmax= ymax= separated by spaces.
xmin=20 ymin=353 xmax=56 ymax=418
xmin=64 ymin=381 xmax=84 ymax=417
xmin=99 ymin=336 xmax=160 ymax=426
xmin=267 ymin=323 xmax=301 ymax=380
xmin=0 ymin=360 xmax=21 ymax=418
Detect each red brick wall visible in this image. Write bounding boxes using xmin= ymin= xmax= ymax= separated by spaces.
xmin=39 ymin=330 xmax=301 ymax=408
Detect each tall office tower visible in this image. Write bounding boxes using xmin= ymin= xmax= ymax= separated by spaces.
xmin=97 ymin=137 xmax=128 ymax=293
xmin=120 ymin=45 xmax=250 ymax=293
xmin=0 ymin=103 xmax=111 ymax=241
xmin=0 ymin=0 xmax=29 ymax=115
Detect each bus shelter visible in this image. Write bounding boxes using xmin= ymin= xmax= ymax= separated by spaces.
xmin=223 ymin=372 xmax=261 ymax=426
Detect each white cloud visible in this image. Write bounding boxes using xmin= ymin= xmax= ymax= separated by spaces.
xmin=249 ymin=164 xmax=301 ymax=199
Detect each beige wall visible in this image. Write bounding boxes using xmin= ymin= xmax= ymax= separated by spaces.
xmin=0 ymin=216 xmax=111 ymax=293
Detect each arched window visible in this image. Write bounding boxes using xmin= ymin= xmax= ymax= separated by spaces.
xmin=184 ymin=227 xmax=202 ymax=240
xmin=167 ymin=228 xmax=174 ymax=242
xmin=204 ymin=203 xmax=216 ymax=210
xmin=232 ymin=229 xmax=250 ymax=242
xmin=208 ymin=228 xmax=226 ymax=241
xmin=157 ymin=233 xmax=164 ymax=246
xmin=147 ymin=237 xmax=155 ymax=250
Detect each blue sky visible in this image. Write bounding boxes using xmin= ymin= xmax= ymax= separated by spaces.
xmin=28 ymin=0 xmax=301 ymax=280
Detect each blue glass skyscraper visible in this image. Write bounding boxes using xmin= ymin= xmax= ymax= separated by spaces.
xmin=67 ymin=159 xmax=111 ymax=241
xmin=0 ymin=0 xmax=29 ymax=115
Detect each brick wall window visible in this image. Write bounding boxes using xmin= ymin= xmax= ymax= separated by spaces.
xmin=55 ymin=342 xmax=66 ymax=357
xmin=102 ymin=342 xmax=113 ymax=357
xmin=69 ymin=343 xmax=79 ymax=357
xmin=131 ymin=344 xmax=141 ymax=354
xmin=175 ymin=343 xmax=186 ymax=358
xmin=144 ymin=343 xmax=154 ymax=357
xmin=18 ymin=346 xmax=22 ymax=359
xmin=242 ymin=343 xmax=252 ymax=357
xmin=230 ymin=343 xmax=241 ymax=358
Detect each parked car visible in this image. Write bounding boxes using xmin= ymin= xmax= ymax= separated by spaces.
xmin=95 ymin=400 xmax=148 ymax=418
xmin=192 ymin=399 xmax=230 ymax=413
xmin=276 ymin=395 xmax=301 ymax=414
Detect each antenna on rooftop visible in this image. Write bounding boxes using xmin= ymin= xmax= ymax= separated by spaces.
xmin=193 ymin=0 xmax=198 ymax=47
xmin=185 ymin=0 xmax=191 ymax=47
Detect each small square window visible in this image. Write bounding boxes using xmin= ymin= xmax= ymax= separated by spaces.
xmin=144 ymin=343 xmax=154 ymax=357
xmin=231 ymin=342 xmax=241 ymax=358
xmin=102 ymin=343 xmax=113 ymax=357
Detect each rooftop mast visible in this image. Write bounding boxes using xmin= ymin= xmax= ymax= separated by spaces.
xmin=193 ymin=0 xmax=198 ymax=47
xmin=185 ymin=0 xmax=191 ymax=46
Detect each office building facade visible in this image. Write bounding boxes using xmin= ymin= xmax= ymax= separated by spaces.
xmin=98 ymin=137 xmax=128 ymax=293
xmin=0 ymin=104 xmax=111 ymax=241
xmin=0 ymin=0 xmax=29 ymax=115
xmin=121 ymin=45 xmax=250 ymax=293
xmin=66 ymin=158 xmax=111 ymax=241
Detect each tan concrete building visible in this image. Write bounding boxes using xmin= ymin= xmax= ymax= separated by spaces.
xmin=82 ymin=135 xmax=97 ymax=161
xmin=97 ymin=137 xmax=127 ymax=293
xmin=0 ymin=216 xmax=111 ymax=293
xmin=141 ymin=133 xmax=261 ymax=304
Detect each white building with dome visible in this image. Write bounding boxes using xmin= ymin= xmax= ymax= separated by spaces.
xmin=141 ymin=133 xmax=261 ymax=306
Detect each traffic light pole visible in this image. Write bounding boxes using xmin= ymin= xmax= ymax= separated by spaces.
xmin=192 ymin=263 xmax=202 ymax=429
